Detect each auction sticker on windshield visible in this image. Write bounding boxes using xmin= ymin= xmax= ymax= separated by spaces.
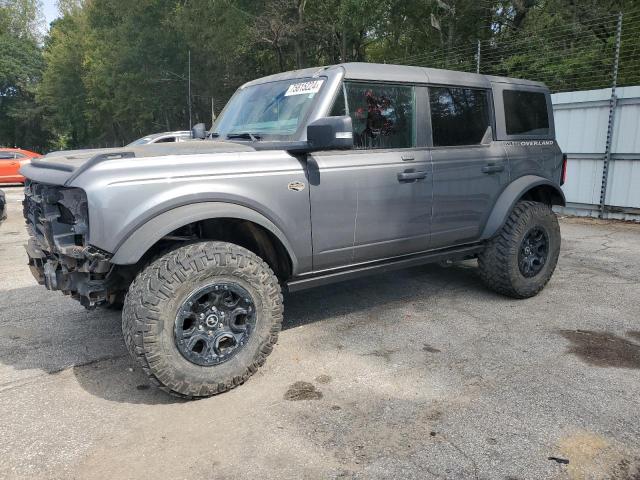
xmin=284 ymin=80 xmax=324 ymax=96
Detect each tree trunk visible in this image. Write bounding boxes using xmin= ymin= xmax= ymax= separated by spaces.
xmin=341 ymin=24 xmax=348 ymax=62
xmin=293 ymin=0 xmax=307 ymax=68
xmin=513 ymin=0 xmax=535 ymax=29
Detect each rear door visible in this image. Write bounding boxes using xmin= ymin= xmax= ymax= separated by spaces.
xmin=428 ymin=86 xmax=509 ymax=247
xmin=308 ymin=81 xmax=432 ymax=270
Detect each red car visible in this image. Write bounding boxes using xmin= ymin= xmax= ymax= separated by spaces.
xmin=0 ymin=148 xmax=42 ymax=184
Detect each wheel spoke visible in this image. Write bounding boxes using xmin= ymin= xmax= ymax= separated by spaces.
xmin=182 ymin=325 xmax=197 ymax=338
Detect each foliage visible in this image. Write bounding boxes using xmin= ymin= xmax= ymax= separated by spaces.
xmin=0 ymin=0 xmax=48 ymax=151
xmin=1 ymin=0 xmax=639 ymax=150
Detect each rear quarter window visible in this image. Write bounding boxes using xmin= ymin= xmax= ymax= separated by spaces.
xmin=503 ymin=90 xmax=549 ymax=136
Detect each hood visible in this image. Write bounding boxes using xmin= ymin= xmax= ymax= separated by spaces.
xmin=20 ymin=141 xmax=256 ymax=186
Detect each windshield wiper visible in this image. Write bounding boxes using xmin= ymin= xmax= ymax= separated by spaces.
xmin=226 ymin=132 xmax=262 ymax=141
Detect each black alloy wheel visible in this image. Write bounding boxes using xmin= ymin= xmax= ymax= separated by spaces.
xmin=174 ymin=283 xmax=256 ymax=366
xmin=518 ymin=226 xmax=549 ymax=278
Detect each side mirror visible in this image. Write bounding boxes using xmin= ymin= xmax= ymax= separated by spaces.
xmin=191 ymin=123 xmax=207 ymax=140
xmin=306 ymin=116 xmax=353 ymax=151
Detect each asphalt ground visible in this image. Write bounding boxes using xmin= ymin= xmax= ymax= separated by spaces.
xmin=1 ymin=184 xmax=639 ymax=480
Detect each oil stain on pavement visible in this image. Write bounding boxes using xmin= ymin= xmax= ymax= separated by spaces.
xmin=284 ymin=381 xmax=323 ymax=400
xmin=558 ymin=330 xmax=640 ymax=369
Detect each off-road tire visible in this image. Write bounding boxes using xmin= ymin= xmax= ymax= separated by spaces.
xmin=122 ymin=241 xmax=283 ymax=398
xmin=478 ymin=200 xmax=560 ymax=299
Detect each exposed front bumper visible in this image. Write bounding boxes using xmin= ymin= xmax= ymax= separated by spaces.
xmin=23 ymin=181 xmax=114 ymax=308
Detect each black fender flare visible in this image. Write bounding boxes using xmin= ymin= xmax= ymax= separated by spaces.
xmin=480 ymin=175 xmax=566 ymax=240
xmin=110 ymin=201 xmax=299 ymax=271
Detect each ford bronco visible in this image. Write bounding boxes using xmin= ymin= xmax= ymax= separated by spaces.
xmin=21 ymin=63 xmax=566 ymax=398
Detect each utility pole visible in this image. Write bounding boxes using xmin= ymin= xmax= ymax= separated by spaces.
xmin=188 ymin=49 xmax=192 ymax=130
xmin=211 ymin=97 xmax=216 ymax=126
xmin=598 ymin=12 xmax=623 ymax=219
xmin=476 ymin=39 xmax=481 ymax=74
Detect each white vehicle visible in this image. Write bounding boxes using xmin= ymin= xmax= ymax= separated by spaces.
xmin=127 ymin=130 xmax=191 ymax=146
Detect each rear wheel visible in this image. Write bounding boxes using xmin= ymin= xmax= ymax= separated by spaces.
xmin=478 ymin=200 xmax=560 ymax=298
xmin=122 ymin=241 xmax=283 ymax=398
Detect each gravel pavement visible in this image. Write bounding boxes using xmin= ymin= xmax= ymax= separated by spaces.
xmin=1 ymin=185 xmax=639 ymax=480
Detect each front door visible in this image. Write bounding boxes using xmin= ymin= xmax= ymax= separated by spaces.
xmin=427 ymin=86 xmax=509 ymax=247
xmin=309 ymin=81 xmax=432 ymax=271
xmin=0 ymin=152 xmax=21 ymax=183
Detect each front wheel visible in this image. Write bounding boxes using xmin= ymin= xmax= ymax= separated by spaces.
xmin=122 ymin=241 xmax=283 ymax=398
xmin=478 ymin=200 xmax=560 ymax=299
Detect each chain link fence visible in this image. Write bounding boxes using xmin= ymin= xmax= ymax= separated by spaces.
xmin=387 ymin=11 xmax=640 ymax=94
xmin=386 ymin=11 xmax=640 ymax=220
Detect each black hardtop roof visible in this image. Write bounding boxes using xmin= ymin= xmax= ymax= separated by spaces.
xmin=242 ymin=62 xmax=547 ymax=90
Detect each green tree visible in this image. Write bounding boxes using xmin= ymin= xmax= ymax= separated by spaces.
xmin=0 ymin=0 xmax=48 ymax=151
xmin=38 ymin=7 xmax=89 ymax=148
xmin=9 ymin=0 xmax=639 ymax=150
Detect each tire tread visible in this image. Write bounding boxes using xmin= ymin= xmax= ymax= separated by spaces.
xmin=122 ymin=241 xmax=283 ymax=398
xmin=478 ymin=200 xmax=559 ymax=299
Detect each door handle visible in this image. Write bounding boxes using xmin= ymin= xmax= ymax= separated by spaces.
xmin=482 ymin=164 xmax=505 ymax=174
xmin=397 ymin=170 xmax=427 ymax=182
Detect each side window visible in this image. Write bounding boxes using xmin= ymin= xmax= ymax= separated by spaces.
xmin=429 ymin=87 xmax=490 ymax=147
xmin=503 ymin=90 xmax=549 ymax=136
xmin=155 ymin=137 xmax=176 ymax=143
xmin=331 ymin=82 xmax=416 ymax=149
xmin=0 ymin=152 xmax=15 ymax=160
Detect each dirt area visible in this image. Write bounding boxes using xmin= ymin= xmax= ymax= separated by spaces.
xmin=1 ymin=186 xmax=639 ymax=479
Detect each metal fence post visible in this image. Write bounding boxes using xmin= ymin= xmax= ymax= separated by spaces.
xmin=476 ymin=39 xmax=481 ymax=74
xmin=599 ymin=12 xmax=623 ymax=219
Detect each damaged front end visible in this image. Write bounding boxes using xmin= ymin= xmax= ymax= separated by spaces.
xmin=23 ymin=180 xmax=115 ymax=308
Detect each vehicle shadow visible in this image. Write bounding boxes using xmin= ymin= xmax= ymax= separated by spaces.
xmin=0 ymin=262 xmax=485 ymax=405
xmin=0 ymin=285 xmax=181 ymax=405
xmin=283 ymin=261 xmax=483 ymax=330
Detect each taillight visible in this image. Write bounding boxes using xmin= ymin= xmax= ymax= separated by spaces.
xmin=560 ymin=153 xmax=567 ymax=186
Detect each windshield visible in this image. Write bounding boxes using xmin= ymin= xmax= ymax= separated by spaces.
xmin=212 ymin=77 xmax=325 ymax=140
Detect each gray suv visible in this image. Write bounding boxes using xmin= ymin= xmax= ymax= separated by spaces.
xmin=21 ymin=63 xmax=566 ymax=398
